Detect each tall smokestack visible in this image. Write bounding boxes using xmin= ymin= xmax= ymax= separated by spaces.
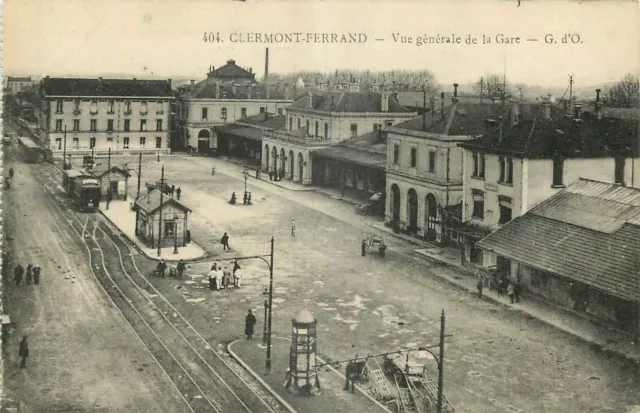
xmin=595 ymin=89 xmax=602 ymax=120
xmin=440 ymin=92 xmax=445 ymax=120
xmin=452 ymin=83 xmax=459 ymax=103
xmin=264 ymin=48 xmax=269 ymax=85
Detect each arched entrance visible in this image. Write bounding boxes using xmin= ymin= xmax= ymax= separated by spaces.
xmin=425 ymin=193 xmax=438 ymax=241
xmin=390 ymin=184 xmax=401 ymax=222
xmin=289 ymin=150 xmax=294 ymax=179
xmin=197 ymin=129 xmax=210 ymax=154
xmin=280 ymin=148 xmax=286 ymax=175
xmin=298 ymin=152 xmax=304 ymax=183
xmin=264 ymin=144 xmax=270 ymax=171
xmin=271 ymin=146 xmax=278 ymax=173
xmin=407 ymin=188 xmax=418 ymax=233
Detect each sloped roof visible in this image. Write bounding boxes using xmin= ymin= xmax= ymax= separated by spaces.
xmin=90 ymin=165 xmax=131 ymax=178
xmin=478 ymin=179 xmax=640 ymax=302
xmin=180 ymin=81 xmax=288 ymax=100
xmin=41 ymin=78 xmax=173 ymax=97
xmin=311 ymin=131 xmax=387 ymax=168
xmin=288 ymin=91 xmax=411 ymax=113
xmin=237 ymin=113 xmax=286 ymax=130
xmin=135 ymin=189 xmax=191 ymax=215
xmin=210 ymin=59 xmax=254 ymax=79
xmin=293 ymin=307 xmax=316 ymax=324
xmin=460 ymin=111 xmax=638 ymax=158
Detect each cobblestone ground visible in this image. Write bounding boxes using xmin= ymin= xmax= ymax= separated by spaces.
xmin=110 ymin=154 xmax=640 ymax=413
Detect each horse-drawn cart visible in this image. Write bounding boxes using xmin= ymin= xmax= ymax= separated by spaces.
xmin=363 ymin=235 xmax=387 ymax=257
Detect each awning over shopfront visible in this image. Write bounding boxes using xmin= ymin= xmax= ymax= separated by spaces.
xmin=311 ymin=146 xmax=386 ymax=169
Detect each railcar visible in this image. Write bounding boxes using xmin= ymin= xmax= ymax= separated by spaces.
xmin=17 ymin=136 xmax=45 ymax=163
xmin=62 ymin=170 xmax=93 ymax=195
xmin=72 ymin=177 xmax=101 ymax=212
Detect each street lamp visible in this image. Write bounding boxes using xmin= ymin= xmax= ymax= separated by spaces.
xmin=265 ymin=236 xmax=275 ymax=374
xmin=262 ymin=287 xmax=269 ymax=345
xmin=243 ymin=168 xmax=249 ymax=194
xmin=124 ymin=152 xmax=143 ymax=201
xmin=173 ymin=214 xmax=179 ymax=254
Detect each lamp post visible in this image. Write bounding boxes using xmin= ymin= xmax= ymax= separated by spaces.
xmin=173 ymin=215 xmax=179 ymax=254
xmin=125 ymin=152 xmax=143 ymax=201
xmin=262 ymin=287 xmax=269 ymax=345
xmin=243 ymin=168 xmax=249 ymax=194
xmin=265 ymin=236 xmax=275 ymax=374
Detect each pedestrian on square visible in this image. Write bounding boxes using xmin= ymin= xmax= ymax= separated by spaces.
xmin=33 ymin=266 xmax=41 ymax=285
xmin=221 ymin=233 xmax=230 ymax=250
xmin=186 ymin=229 xmax=191 ymax=244
xmin=211 ymin=263 xmax=218 ymax=272
xmin=170 ymin=185 xmax=175 ymax=198
xmin=476 ymin=274 xmax=484 ymax=298
xmin=233 ymin=260 xmax=240 ymax=275
xmin=361 ymin=239 xmax=367 ymax=256
xmin=378 ymin=242 xmax=387 ymax=258
xmin=256 ymin=168 xmax=260 ymax=179
xmin=176 ymin=260 xmax=186 ymax=279
xmin=208 ymin=267 xmax=218 ymax=291
xmin=291 ymin=220 xmax=296 ymax=237
xmin=245 ymin=309 xmax=256 ymax=339
xmin=212 ymin=166 xmax=216 ymax=176
xmin=507 ymin=281 xmax=515 ymax=304
xmin=514 ymin=280 xmax=522 ymax=303
xmin=234 ymin=267 xmax=242 ymax=288
xmin=9 ymin=168 xmax=14 ymax=179
xmin=157 ymin=260 xmax=167 ymax=278
xmin=247 ymin=193 xmax=252 ymax=205
xmin=501 ymin=277 xmax=509 ymax=297
xmin=216 ymin=266 xmax=224 ymax=290
xmin=220 ymin=267 xmax=229 ymax=290
xmin=268 ymin=170 xmax=273 ymax=181
xmin=19 ymin=335 xmax=29 ymax=369
xmin=243 ymin=191 xmax=248 ymax=205
xmin=14 ymin=264 xmax=24 ymax=286
xmin=176 ymin=187 xmax=182 ymax=200
xmin=229 ymin=192 xmax=237 ymax=205
xmin=26 ymin=264 xmax=33 ymax=285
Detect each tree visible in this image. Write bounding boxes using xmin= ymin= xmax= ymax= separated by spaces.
xmin=607 ymin=73 xmax=639 ymax=108
xmin=474 ymin=74 xmax=511 ymax=101
xmin=514 ymin=84 xmax=527 ymax=101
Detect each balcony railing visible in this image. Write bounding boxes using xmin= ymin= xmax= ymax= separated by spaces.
xmin=265 ymin=131 xmax=331 ymax=147
xmin=90 ymin=111 xmax=98 ymax=115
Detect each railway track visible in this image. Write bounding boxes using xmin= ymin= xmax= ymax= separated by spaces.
xmin=35 ymin=164 xmax=283 ymax=413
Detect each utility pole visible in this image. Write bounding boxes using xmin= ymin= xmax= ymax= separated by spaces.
xmin=62 ymin=125 xmax=67 ymax=170
xmin=262 ymin=288 xmax=269 ymax=345
xmin=265 ymin=236 xmax=275 ymax=374
xmin=437 ymin=309 xmax=446 ymax=413
xmin=136 ymin=152 xmax=142 ymax=201
xmin=479 ymin=76 xmax=484 ymax=103
xmin=106 ymin=147 xmax=111 ymax=210
xmin=569 ymin=74 xmax=574 ymax=110
xmin=157 ymin=165 xmax=165 ymax=257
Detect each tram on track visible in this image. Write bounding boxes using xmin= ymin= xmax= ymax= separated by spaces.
xmin=17 ymin=136 xmax=47 ymax=163
xmin=63 ymin=170 xmax=94 ymax=194
xmin=72 ymin=176 xmax=101 ymax=212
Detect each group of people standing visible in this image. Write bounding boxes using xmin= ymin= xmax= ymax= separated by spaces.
xmin=268 ymin=168 xmax=285 ymax=182
xmin=476 ymin=273 xmax=522 ymax=304
xmin=14 ymin=263 xmax=42 ymax=285
xmin=161 ymin=184 xmax=182 ymax=200
xmin=207 ymin=260 xmax=243 ymax=291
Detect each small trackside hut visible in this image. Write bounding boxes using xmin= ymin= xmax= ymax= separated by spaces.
xmin=90 ymin=165 xmax=130 ymax=201
xmin=134 ymin=189 xmax=191 ymax=249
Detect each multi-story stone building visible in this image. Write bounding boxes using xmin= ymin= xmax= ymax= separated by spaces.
xmin=40 ymin=77 xmax=174 ymax=156
xmin=383 ymin=85 xmax=506 ymax=242
xmin=5 ymin=76 xmax=33 ymax=95
xmin=263 ymin=86 xmax=416 ymax=185
xmin=457 ymin=95 xmax=640 ymax=266
xmin=174 ymin=59 xmax=294 ymax=154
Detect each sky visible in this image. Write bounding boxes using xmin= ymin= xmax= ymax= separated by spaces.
xmin=3 ymin=0 xmax=640 ymax=88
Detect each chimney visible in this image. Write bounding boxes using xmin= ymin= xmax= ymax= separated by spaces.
xmin=264 ymin=48 xmax=269 ymax=84
xmin=190 ymin=79 xmax=195 ymax=85
xmin=440 ymin=92 xmax=445 ymax=120
xmin=452 ymin=83 xmax=459 ymax=103
xmin=499 ymin=116 xmax=503 ymax=142
xmin=381 ymin=91 xmax=389 ymax=112
xmin=595 ymin=89 xmax=602 ymax=120
xmin=542 ymin=102 xmax=551 ymax=120
xmin=307 ymin=91 xmax=313 ymax=108
xmin=510 ymin=102 xmax=520 ymax=126
xmin=574 ymin=104 xmax=582 ymax=119
xmin=231 ymin=81 xmax=237 ymax=96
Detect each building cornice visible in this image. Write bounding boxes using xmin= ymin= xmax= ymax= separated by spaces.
xmin=44 ymin=96 xmax=174 ymax=100
xmin=181 ymin=98 xmax=294 ymax=103
xmin=385 ymin=126 xmax=480 ymax=142
xmin=287 ymin=107 xmax=417 ymax=119
xmin=387 ymin=169 xmax=463 ymax=187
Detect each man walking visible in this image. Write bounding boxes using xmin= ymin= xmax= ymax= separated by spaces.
xmin=476 ymin=274 xmax=484 ymax=298
xmin=176 ymin=260 xmax=186 ymax=279
xmin=156 ymin=260 xmax=167 ymax=278
xmin=221 ymin=233 xmax=230 ymax=251
xmin=245 ymin=309 xmax=256 ymax=339
xmin=291 ymin=220 xmax=296 ymax=237
xmin=514 ymin=279 xmax=522 ymax=303
xmin=14 ymin=264 xmax=24 ymax=286
xmin=170 ymin=185 xmax=175 ymax=198
xmin=361 ymin=239 xmax=367 ymax=256
xmin=234 ymin=266 xmax=242 ymax=288
xmin=26 ymin=264 xmax=33 ymax=285
xmin=33 ymin=266 xmax=41 ymax=285
xmin=176 ymin=187 xmax=182 ymax=200
xmin=208 ymin=266 xmax=218 ymax=291
xmin=507 ymin=281 xmax=515 ymax=304
xmin=19 ymin=335 xmax=29 ymax=368
xmin=9 ymin=167 xmax=14 ymax=179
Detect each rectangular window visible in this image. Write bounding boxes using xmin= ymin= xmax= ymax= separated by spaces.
xmin=108 ymin=100 xmax=115 ymax=113
xmin=410 ymin=147 xmax=417 ymax=168
xmin=90 ymin=137 xmax=96 ymax=149
xmin=124 ymin=119 xmax=130 ymax=131
xmin=350 ymin=124 xmax=358 ymax=137
xmin=506 ymin=157 xmax=513 ymax=184
xmin=393 ymin=144 xmax=400 ymax=165
xmin=277 ymin=108 xmax=283 ymax=115
xmin=125 ymin=101 xmax=131 ymax=114
xmin=429 ymin=151 xmax=436 ymax=173
xmin=156 ymin=119 xmax=163 ymax=131
xmin=260 ymin=107 xmax=265 ymax=113
xmin=140 ymin=101 xmax=148 ymax=115
xmin=324 ymin=123 xmax=329 ymax=139
xmin=164 ymin=220 xmax=175 ymax=237
xmin=56 ymin=100 xmax=63 ymax=113
xmin=472 ymin=152 xmax=485 ymax=178
xmin=241 ymin=108 xmax=247 ymax=118
xmin=107 ymin=119 xmax=114 ymax=132
xmin=221 ymin=107 xmax=227 ymax=119
xmin=306 ymin=120 xmax=310 ymax=135
xmin=90 ymin=100 xmax=98 ymax=115
xmin=201 ymin=107 xmax=208 ymax=120
xmin=385 ymin=120 xmax=393 ymax=126
xmin=55 ymin=138 xmax=62 ymax=150
xmin=297 ymin=118 xmax=301 ymax=129
xmin=123 ymin=137 xmax=130 ymax=149
xmin=90 ymin=119 xmax=97 ymax=132
xmin=614 ymin=157 xmax=625 ymax=185
xmin=289 ymin=117 xmax=293 ymax=130
xmin=374 ymin=124 xmax=382 ymax=132
xmin=315 ymin=121 xmax=319 ymax=138
xmin=140 ymin=137 xmax=146 ymax=147
xmin=72 ymin=138 xmax=79 ymax=149
xmin=73 ymin=119 xmax=80 ymax=131
xmin=499 ymin=156 xmax=506 ymax=182
xmin=140 ymin=119 xmax=147 ymax=132
xmin=498 ymin=196 xmax=513 ymax=224
xmin=552 ymin=156 xmax=564 ymax=187
xmin=73 ymin=100 xmax=80 ymax=114
xmin=156 ymin=137 xmax=162 ymax=149
xmin=472 ymin=190 xmax=484 ymax=219
xmin=55 ymin=119 xmax=63 ymax=132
